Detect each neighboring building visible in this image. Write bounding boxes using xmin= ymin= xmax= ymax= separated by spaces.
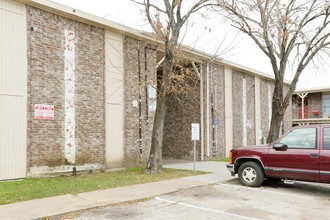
xmin=292 ymin=87 xmax=330 ymax=126
xmin=0 ymin=0 xmax=292 ymax=180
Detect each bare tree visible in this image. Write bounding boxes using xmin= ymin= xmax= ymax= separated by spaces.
xmin=135 ymin=0 xmax=216 ymax=173
xmin=217 ymin=0 xmax=330 ymax=142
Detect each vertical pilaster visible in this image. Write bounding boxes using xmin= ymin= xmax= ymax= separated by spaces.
xmin=255 ymin=77 xmax=262 ymax=144
xmin=268 ymin=84 xmax=272 ymax=128
xmin=225 ymin=67 xmax=233 ymax=157
xmin=64 ymin=29 xmax=76 ymax=164
xmin=242 ymin=78 xmax=247 ymax=146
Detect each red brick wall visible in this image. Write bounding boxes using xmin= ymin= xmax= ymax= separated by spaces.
xmin=27 ymin=6 xmax=105 ymax=169
xmin=123 ymin=37 xmax=157 ymax=167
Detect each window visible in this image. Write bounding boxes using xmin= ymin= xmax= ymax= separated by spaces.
xmin=323 ymin=128 xmax=330 ymax=150
xmin=322 ymin=93 xmax=330 ymax=118
xmin=279 ymin=128 xmax=316 ymax=149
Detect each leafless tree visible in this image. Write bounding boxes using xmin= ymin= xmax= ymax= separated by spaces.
xmin=217 ymin=0 xmax=330 ymax=142
xmin=135 ymin=0 xmax=216 ymax=173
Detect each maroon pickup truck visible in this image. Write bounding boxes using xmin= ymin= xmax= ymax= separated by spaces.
xmin=227 ymin=124 xmax=330 ymax=187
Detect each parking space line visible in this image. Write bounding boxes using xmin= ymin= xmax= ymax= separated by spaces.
xmin=154 ymin=197 xmax=259 ymax=220
xmin=218 ymin=183 xmax=315 ymax=199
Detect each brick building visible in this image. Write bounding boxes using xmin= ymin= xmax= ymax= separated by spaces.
xmin=0 ymin=0 xmax=291 ymax=180
xmin=292 ymin=87 xmax=330 ymax=126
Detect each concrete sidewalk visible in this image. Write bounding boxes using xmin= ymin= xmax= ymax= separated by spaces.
xmin=0 ymin=161 xmax=233 ymax=220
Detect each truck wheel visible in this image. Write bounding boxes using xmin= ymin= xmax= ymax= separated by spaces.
xmin=238 ymin=161 xmax=264 ymax=187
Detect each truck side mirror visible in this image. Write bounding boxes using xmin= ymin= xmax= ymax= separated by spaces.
xmin=273 ymin=143 xmax=288 ymax=151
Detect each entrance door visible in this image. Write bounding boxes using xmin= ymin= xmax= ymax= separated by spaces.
xmin=0 ymin=0 xmax=27 ymax=180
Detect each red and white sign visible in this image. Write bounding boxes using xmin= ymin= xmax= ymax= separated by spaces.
xmin=35 ymin=104 xmax=54 ymax=120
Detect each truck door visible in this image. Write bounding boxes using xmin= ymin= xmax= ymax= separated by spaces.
xmin=267 ymin=127 xmax=320 ymax=182
xmin=320 ymin=127 xmax=330 ymax=182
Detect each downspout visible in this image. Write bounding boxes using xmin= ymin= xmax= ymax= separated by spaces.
xmin=214 ymin=86 xmax=218 ymax=153
xmin=192 ymin=62 xmax=204 ymax=161
xmin=137 ymin=41 xmax=142 ymax=164
xmin=144 ymin=46 xmax=148 ymax=125
xmin=211 ymin=92 xmax=215 ymax=157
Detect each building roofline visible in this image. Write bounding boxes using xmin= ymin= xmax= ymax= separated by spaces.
xmin=294 ymin=86 xmax=330 ymax=94
xmin=17 ymin=0 xmax=287 ymax=83
xmin=179 ymin=45 xmax=291 ymax=83
xmin=17 ymin=0 xmax=163 ymax=43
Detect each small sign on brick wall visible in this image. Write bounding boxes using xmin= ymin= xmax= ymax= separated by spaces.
xmin=35 ymin=104 xmax=54 ymax=120
xmin=191 ymin=123 xmax=200 ymax=141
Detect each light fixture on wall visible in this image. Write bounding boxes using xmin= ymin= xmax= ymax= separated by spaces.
xmin=31 ymin=26 xmax=38 ymax=31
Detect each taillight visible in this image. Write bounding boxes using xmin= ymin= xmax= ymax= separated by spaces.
xmin=229 ymin=151 xmax=233 ymax=164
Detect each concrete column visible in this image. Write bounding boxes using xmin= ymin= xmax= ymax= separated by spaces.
xmin=255 ymin=77 xmax=262 ymax=145
xmin=64 ymin=29 xmax=76 ymax=164
xmin=225 ymin=67 xmax=233 ymax=157
xmin=242 ymin=78 xmax=247 ymax=147
xmin=268 ymin=84 xmax=272 ymax=128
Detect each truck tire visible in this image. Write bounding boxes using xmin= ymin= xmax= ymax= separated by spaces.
xmin=238 ymin=161 xmax=264 ymax=187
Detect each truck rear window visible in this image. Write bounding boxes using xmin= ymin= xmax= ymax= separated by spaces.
xmin=323 ymin=127 xmax=330 ymax=150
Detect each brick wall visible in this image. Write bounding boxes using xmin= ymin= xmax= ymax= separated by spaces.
xmin=283 ymin=85 xmax=292 ymax=132
xmin=232 ymin=70 xmax=255 ymax=147
xmin=27 ymin=6 xmax=105 ymax=171
xmin=209 ymin=64 xmax=226 ymax=158
xmin=123 ymin=37 xmax=157 ymax=167
xmin=260 ymin=79 xmax=274 ymax=141
xmin=246 ymin=74 xmax=256 ymax=145
xmin=260 ymin=80 xmax=292 ymax=139
xmin=163 ymin=62 xmax=226 ymax=160
xmin=163 ymin=79 xmax=200 ymax=160
xmin=232 ymin=71 xmax=244 ymax=148
xmin=308 ymin=93 xmax=322 ymax=119
xmin=292 ymin=95 xmax=298 ymax=119
xmin=74 ymin=23 xmax=105 ymax=165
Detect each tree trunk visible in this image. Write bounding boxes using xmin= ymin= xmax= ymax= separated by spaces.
xmin=267 ymin=110 xmax=284 ymax=143
xmin=145 ymin=47 xmax=173 ymax=174
xmin=145 ymin=93 xmax=167 ymax=173
xmin=267 ymin=80 xmax=284 ymax=143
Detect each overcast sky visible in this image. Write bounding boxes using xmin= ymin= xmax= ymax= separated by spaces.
xmin=51 ymin=0 xmax=329 ymax=90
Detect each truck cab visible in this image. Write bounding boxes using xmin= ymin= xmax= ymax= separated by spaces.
xmin=227 ymin=124 xmax=330 ymax=187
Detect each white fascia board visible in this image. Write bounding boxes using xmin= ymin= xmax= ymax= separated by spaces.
xmin=15 ymin=0 xmax=160 ymax=43
xmin=294 ymin=86 xmax=330 ymax=94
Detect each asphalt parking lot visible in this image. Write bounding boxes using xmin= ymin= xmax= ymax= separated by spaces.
xmin=72 ymin=178 xmax=330 ymax=220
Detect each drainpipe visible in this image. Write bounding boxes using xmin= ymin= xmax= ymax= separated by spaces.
xmin=192 ymin=62 xmax=204 ymax=161
xmin=144 ymin=46 xmax=148 ymax=125
xmin=137 ymin=41 xmax=142 ymax=164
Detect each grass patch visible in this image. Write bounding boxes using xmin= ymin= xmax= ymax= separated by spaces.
xmin=215 ymin=158 xmax=230 ymax=162
xmin=0 ymin=168 xmax=205 ymax=205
